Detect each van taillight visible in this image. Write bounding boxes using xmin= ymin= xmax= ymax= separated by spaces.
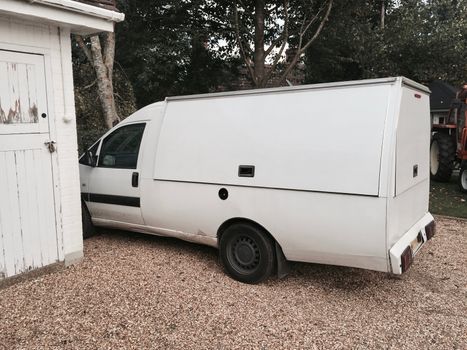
xmin=401 ymin=246 xmax=413 ymax=273
xmin=425 ymin=221 xmax=436 ymax=240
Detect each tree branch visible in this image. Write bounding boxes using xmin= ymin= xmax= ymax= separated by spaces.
xmin=102 ymin=32 xmax=116 ymax=81
xmin=262 ymin=0 xmax=289 ymax=84
xmin=237 ymin=0 xmax=247 ymax=9
xmin=264 ymin=1 xmax=289 ymax=58
xmin=299 ymin=0 xmax=333 ymax=53
xmin=265 ymin=3 xmax=278 ymax=15
xmin=233 ymin=2 xmax=256 ymax=85
xmin=90 ymin=36 xmax=104 ymax=68
xmin=83 ymin=79 xmax=97 ymax=90
xmin=280 ymin=0 xmax=333 ymax=82
xmin=380 ymin=0 xmax=385 ymax=29
xmin=102 ymin=33 xmax=112 ymax=67
xmin=75 ymin=35 xmax=93 ymax=67
xmin=300 ymin=1 xmax=327 ymax=36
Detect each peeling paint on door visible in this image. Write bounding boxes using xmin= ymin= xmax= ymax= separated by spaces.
xmin=0 ymin=61 xmax=40 ymax=124
xmin=29 ymin=103 xmax=38 ymax=122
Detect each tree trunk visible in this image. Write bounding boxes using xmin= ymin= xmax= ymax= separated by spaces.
xmin=76 ymin=32 xmax=120 ymax=129
xmin=254 ymin=0 xmax=266 ymax=87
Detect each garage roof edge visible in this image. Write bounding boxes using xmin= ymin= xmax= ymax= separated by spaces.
xmin=30 ymin=0 xmax=124 ymax=22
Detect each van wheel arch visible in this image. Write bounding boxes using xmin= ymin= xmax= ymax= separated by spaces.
xmin=217 ymin=217 xmax=271 ymax=241
xmin=217 ymin=218 xmax=290 ymax=280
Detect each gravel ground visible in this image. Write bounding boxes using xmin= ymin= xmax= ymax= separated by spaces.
xmin=0 ymin=217 xmax=465 ymax=350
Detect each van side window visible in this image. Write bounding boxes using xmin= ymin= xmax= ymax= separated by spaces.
xmin=98 ymin=123 xmax=146 ymax=169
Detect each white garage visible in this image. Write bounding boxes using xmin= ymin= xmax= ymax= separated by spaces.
xmin=0 ymin=0 xmax=123 ymax=281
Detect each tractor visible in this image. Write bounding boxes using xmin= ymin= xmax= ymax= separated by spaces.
xmin=430 ymin=85 xmax=467 ymax=193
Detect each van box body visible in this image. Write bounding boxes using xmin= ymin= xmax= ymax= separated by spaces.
xmin=80 ymin=77 xmax=434 ymax=275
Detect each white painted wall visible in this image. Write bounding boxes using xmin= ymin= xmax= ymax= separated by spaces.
xmin=0 ymin=15 xmax=83 ymax=268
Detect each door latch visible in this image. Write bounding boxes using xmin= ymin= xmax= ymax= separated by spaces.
xmin=44 ymin=140 xmax=56 ymax=153
xmin=132 ymin=172 xmax=139 ymax=187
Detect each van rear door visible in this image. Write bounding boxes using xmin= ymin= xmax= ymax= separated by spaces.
xmin=388 ymin=83 xmax=431 ymax=248
xmin=395 ymin=85 xmax=430 ymax=197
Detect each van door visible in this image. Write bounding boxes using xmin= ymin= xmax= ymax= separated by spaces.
xmin=388 ymin=86 xmax=430 ymax=247
xmin=84 ymin=123 xmax=146 ymax=225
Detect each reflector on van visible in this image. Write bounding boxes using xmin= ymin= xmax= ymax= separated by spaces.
xmin=401 ymin=246 xmax=413 ymax=273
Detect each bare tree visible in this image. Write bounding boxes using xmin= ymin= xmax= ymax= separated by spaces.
xmin=75 ymin=33 xmax=120 ymax=129
xmin=233 ymin=0 xmax=333 ymax=88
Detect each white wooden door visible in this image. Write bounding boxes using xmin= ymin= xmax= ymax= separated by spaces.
xmin=0 ymin=50 xmax=59 ymax=279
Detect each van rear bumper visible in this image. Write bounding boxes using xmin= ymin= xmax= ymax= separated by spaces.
xmin=389 ymin=212 xmax=435 ymax=274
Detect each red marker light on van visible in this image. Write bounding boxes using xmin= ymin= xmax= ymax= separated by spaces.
xmin=425 ymin=221 xmax=436 ymax=240
xmin=414 ymin=93 xmax=421 ymax=99
xmin=401 ymin=246 xmax=413 ymax=273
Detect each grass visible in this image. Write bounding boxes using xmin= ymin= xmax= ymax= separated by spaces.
xmin=430 ymin=171 xmax=467 ymax=219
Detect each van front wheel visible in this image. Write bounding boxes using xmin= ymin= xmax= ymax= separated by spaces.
xmin=82 ymin=202 xmax=95 ymax=239
xmin=220 ymin=223 xmax=275 ymax=284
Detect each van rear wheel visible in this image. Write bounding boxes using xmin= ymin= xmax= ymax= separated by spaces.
xmin=220 ymin=223 xmax=275 ymax=284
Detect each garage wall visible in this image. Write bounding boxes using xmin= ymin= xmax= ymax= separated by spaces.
xmin=0 ymin=16 xmax=83 ymax=266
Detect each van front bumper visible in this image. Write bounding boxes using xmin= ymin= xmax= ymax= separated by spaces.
xmin=389 ymin=213 xmax=435 ymax=274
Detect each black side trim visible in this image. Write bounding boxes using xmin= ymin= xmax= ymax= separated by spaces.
xmin=81 ymin=192 xmax=90 ymax=202
xmin=81 ymin=192 xmax=140 ymax=207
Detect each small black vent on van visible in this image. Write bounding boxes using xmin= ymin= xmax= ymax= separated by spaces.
xmin=413 ymin=164 xmax=418 ymax=178
xmin=238 ymin=165 xmax=255 ymax=177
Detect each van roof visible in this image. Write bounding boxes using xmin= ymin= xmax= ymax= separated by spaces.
xmin=166 ymin=77 xmax=430 ymax=102
xmin=122 ymin=101 xmax=165 ymax=123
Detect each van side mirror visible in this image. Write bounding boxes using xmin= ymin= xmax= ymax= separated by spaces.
xmin=86 ymin=150 xmax=97 ymax=167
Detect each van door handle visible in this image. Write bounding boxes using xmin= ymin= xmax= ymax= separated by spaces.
xmin=238 ymin=165 xmax=255 ymax=177
xmin=132 ymin=172 xmax=139 ymax=187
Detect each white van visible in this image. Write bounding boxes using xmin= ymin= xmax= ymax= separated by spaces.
xmin=79 ymin=77 xmax=436 ymax=283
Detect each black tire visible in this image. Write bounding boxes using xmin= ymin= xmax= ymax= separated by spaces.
xmin=219 ymin=223 xmax=275 ymax=284
xmin=81 ymin=202 xmax=95 ymax=239
xmin=459 ymin=163 xmax=467 ymax=193
xmin=430 ymin=132 xmax=456 ymax=182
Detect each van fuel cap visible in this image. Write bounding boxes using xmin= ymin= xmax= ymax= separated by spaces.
xmin=219 ymin=188 xmax=228 ymax=200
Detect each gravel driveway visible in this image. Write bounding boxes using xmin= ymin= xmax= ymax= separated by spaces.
xmin=0 ymin=217 xmax=465 ymax=349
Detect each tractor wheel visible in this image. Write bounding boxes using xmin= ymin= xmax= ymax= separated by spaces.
xmin=459 ymin=163 xmax=467 ymax=193
xmin=430 ymin=133 xmax=456 ymax=182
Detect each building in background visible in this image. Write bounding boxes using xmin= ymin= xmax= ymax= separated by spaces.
xmin=429 ymin=81 xmax=458 ymax=126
